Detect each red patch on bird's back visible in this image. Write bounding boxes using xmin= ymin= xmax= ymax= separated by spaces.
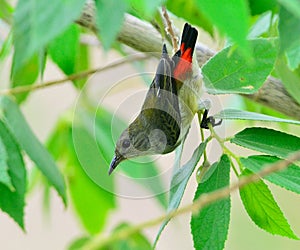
xmin=173 ymin=46 xmax=193 ymax=80
xmin=180 ymin=43 xmax=185 ymax=54
xmin=181 ymin=47 xmax=192 ymax=63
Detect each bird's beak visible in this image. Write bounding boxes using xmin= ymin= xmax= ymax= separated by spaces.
xmin=109 ymin=152 xmax=124 ymax=175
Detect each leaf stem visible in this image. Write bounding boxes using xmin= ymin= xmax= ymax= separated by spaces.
xmin=208 ymin=124 xmax=241 ymax=176
xmin=223 ymin=148 xmax=240 ymax=176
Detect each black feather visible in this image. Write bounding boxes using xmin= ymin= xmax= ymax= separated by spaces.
xmin=180 ymin=23 xmax=198 ymax=55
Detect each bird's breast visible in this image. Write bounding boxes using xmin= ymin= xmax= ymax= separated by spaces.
xmin=177 ymin=68 xmax=203 ymax=142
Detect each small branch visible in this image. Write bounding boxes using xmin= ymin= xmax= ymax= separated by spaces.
xmin=0 ymin=54 xmax=149 ymax=95
xmin=82 ymin=150 xmax=300 ymax=250
xmin=77 ymin=2 xmax=300 ymax=120
xmin=243 ymin=76 xmax=300 ymax=120
xmin=161 ymin=6 xmax=179 ymax=52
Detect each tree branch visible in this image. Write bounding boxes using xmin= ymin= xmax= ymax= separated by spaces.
xmin=77 ymin=2 xmax=300 ymax=120
xmin=82 ymin=150 xmax=300 ymax=250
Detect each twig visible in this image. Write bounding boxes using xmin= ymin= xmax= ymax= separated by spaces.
xmin=82 ymin=150 xmax=300 ymax=250
xmin=0 ymin=54 xmax=149 ymax=95
xmin=161 ymin=6 xmax=179 ymax=53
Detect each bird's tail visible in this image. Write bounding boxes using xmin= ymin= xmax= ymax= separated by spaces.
xmin=179 ymin=23 xmax=198 ymax=63
xmin=173 ymin=23 xmax=198 ymax=81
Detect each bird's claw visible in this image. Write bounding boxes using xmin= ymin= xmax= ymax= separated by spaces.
xmin=200 ymin=109 xmax=222 ymax=129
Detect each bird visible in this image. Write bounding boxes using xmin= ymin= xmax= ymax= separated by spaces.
xmin=109 ymin=23 xmax=218 ymax=175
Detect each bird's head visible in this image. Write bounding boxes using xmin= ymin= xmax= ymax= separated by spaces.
xmin=109 ymin=118 xmax=168 ymax=174
xmin=110 ymin=127 xmax=136 ymax=175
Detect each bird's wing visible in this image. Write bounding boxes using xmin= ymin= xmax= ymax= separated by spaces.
xmin=140 ymin=45 xmax=181 ymax=151
xmin=142 ymin=44 xmax=180 ymax=122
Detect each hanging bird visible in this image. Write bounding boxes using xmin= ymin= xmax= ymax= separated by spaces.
xmin=109 ymin=23 xmax=218 ymax=174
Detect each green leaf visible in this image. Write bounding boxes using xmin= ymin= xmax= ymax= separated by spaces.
xmin=0 ymin=120 xmax=26 ymax=229
xmin=241 ymin=155 xmax=300 ymax=194
xmin=0 ymin=96 xmax=66 ymax=204
xmin=0 ymin=0 xmax=13 ymax=24
xmin=74 ymin=42 xmax=90 ymax=88
xmin=240 ymin=169 xmax=298 ymax=239
xmin=278 ymin=6 xmax=300 ymax=55
xmin=169 ymin=142 xmax=207 ymax=210
xmin=241 ymin=96 xmax=289 ymax=120
xmin=198 ymin=160 xmax=219 ymax=184
xmin=173 ymin=132 xmax=188 ymax=172
xmin=47 ymin=118 xmax=116 ymax=234
xmin=231 ymin=127 xmax=300 ymax=158
xmin=286 ymin=44 xmax=300 ymax=70
xmin=67 ymin=236 xmax=90 ymax=250
xmin=76 ymin=107 xmax=167 ymax=208
xmin=248 ymin=11 xmax=273 ymax=39
xmin=95 ymin=0 xmax=128 ymax=50
xmin=46 ymin=119 xmax=71 ymax=161
xmin=0 ymin=31 xmax=13 ymax=61
xmin=48 ymin=24 xmax=89 ymax=88
xmin=69 ymin=126 xmax=116 ymax=234
xmin=196 ymin=0 xmax=250 ymax=56
xmin=71 ymin=120 xmax=115 ymax=194
xmin=130 ymin=0 xmax=163 ymax=20
xmin=0 ymin=136 xmax=13 ymax=189
xmin=38 ymin=48 xmax=47 ymax=80
xmin=203 ymin=39 xmax=277 ymax=94
xmin=48 ymin=24 xmax=79 ymax=76
xmin=214 ymin=109 xmax=300 ymax=125
xmin=101 ymin=222 xmax=152 ymax=250
xmin=277 ymin=0 xmax=300 ymax=19
xmin=154 ymin=141 xmax=207 ymax=246
xmin=166 ymin=0 xmax=213 ymax=36
xmin=248 ymin=0 xmax=277 ymax=15
xmin=191 ymin=154 xmax=231 ymax=250
xmin=12 ymin=0 xmax=86 ymax=70
xmin=276 ymin=57 xmax=300 ymax=104
xmin=11 ymin=54 xmax=39 ymax=103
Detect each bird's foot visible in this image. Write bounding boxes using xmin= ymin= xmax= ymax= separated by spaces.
xmin=200 ymin=109 xmax=222 ymax=129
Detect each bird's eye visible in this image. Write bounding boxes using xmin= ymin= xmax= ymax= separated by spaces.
xmin=122 ymin=139 xmax=130 ymax=149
